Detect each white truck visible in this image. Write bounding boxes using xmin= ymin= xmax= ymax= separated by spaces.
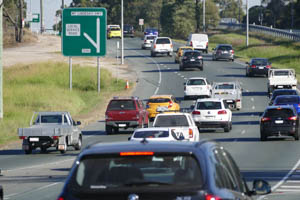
xmin=152 ymin=112 xmax=200 ymax=142
xmin=212 ymin=82 xmax=243 ymax=110
xmin=18 ymin=111 xmax=82 ymax=154
xmin=267 ymin=69 xmax=297 ymax=97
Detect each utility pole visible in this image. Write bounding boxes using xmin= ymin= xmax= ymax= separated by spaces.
xmin=40 ymin=0 xmax=44 ymax=33
xmin=0 ymin=0 xmax=3 ymax=119
xmin=246 ymin=0 xmax=249 ymax=47
xmin=203 ymin=0 xmax=205 ymax=32
xmin=195 ymin=0 xmax=200 ymax=32
xmin=19 ymin=0 xmax=23 ymax=42
xmin=121 ymin=0 xmax=124 ymax=64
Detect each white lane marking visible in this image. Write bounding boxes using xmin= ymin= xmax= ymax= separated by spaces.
xmin=281 ymin=186 xmax=300 ymax=188
xmin=167 ymin=67 xmax=171 ymax=70
xmin=251 ymin=98 xmax=254 ymax=102
xmin=181 ymin=76 xmax=185 ymax=78
xmin=177 ymin=73 xmax=181 ymax=76
xmin=160 ymin=64 xmax=163 ymax=66
xmin=246 ymin=89 xmax=249 ymax=92
xmin=287 ymin=180 xmax=300 ymax=183
xmin=174 ymin=72 xmax=178 ymax=74
xmin=276 ymin=189 xmax=300 ymax=192
xmin=241 ymin=130 xmax=246 ymax=135
xmin=252 ymin=106 xmax=255 ymax=110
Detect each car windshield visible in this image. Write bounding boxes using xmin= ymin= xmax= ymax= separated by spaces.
xmin=134 ymin=130 xmax=169 ymax=138
xmin=156 ymin=38 xmax=171 ymax=44
xmin=264 ymin=108 xmax=294 ymax=117
xmin=107 ymin=100 xmax=135 ymax=111
xmin=217 ymin=46 xmax=232 ymax=51
xmin=124 ymin=26 xmax=132 ymax=31
xmin=110 ymin=27 xmax=120 ymax=31
xmin=148 ymin=98 xmax=170 ymax=103
xmin=272 ymin=91 xmax=298 ymax=100
xmin=275 ymin=97 xmax=299 ymax=104
xmin=252 ymin=59 xmax=268 ymax=65
xmin=70 ymin=154 xmax=203 ymax=191
xmin=274 ymin=71 xmax=289 ymax=76
xmin=184 ymin=52 xmax=201 ymax=57
xmin=215 ymin=84 xmax=234 ymax=90
xmin=146 ymin=36 xmax=156 ymax=40
xmin=154 ymin=115 xmax=189 ymax=127
xmin=187 ymin=79 xmax=205 ymax=86
xmin=197 ymin=101 xmax=222 ymax=110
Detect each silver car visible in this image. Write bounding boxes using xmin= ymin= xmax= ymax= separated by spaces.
xmin=141 ymin=35 xmax=157 ymax=49
xmin=212 ymin=44 xmax=234 ymax=62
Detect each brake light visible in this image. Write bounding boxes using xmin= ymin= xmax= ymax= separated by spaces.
xmin=206 ymin=42 xmax=208 ymax=47
xmin=197 ymin=56 xmax=202 ymax=59
xmin=52 ymin=136 xmax=59 ymax=140
xmin=57 ymin=197 xmax=64 ymax=200
xmin=184 ymin=86 xmax=186 ymax=90
xmin=266 ymin=65 xmax=271 ymax=68
xmin=206 ymin=194 xmax=221 ymax=200
xmin=144 ymin=40 xmax=146 ymax=43
xmin=171 ymin=44 xmax=173 ymax=48
xmin=19 ymin=136 xmax=26 ymax=140
xmin=190 ymin=41 xmax=193 ymax=46
xmin=288 ymin=116 xmax=298 ymax=121
xmin=154 ymin=44 xmax=156 ymax=49
xmin=230 ymin=49 xmax=234 ymax=54
xmin=192 ymin=111 xmax=201 ymax=115
xmin=218 ymin=110 xmax=227 ymax=115
xmin=168 ymin=101 xmax=173 ymax=108
xmin=236 ymin=99 xmax=240 ymax=102
xmin=120 ymin=152 xmax=154 ymax=156
xmin=189 ymin=128 xmax=193 ymax=138
xmin=251 ymin=65 xmax=256 ymax=68
xmin=261 ymin=117 xmax=271 ymax=122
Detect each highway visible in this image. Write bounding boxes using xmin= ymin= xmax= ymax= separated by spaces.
xmin=1 ymin=37 xmax=300 ymax=200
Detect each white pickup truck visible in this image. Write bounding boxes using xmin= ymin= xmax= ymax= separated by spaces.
xmin=152 ymin=112 xmax=200 ymax=142
xmin=18 ymin=111 xmax=82 ymax=154
xmin=268 ymin=69 xmax=297 ymax=97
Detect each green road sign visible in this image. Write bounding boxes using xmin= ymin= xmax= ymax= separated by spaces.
xmin=62 ymin=8 xmax=107 ymax=57
xmin=32 ymin=13 xmax=40 ymax=23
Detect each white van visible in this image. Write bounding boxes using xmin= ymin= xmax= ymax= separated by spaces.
xmin=186 ymin=33 xmax=208 ymax=53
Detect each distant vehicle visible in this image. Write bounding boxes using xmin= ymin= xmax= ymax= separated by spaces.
xmin=153 ymin=112 xmax=200 ymax=142
xmin=269 ymin=89 xmax=299 ymax=105
xmin=129 ymin=127 xmax=184 ymax=141
xmin=146 ymin=95 xmax=180 ymax=121
xmin=107 ymin=27 xmax=121 ymax=39
xmin=123 ymin=24 xmax=135 ymax=38
xmin=18 ymin=111 xmax=82 ymax=154
xmin=184 ymin=77 xmax=211 ymax=100
xmin=174 ymin=46 xmax=194 ymax=63
xmin=107 ymin=24 xmax=120 ymax=34
xmin=260 ymin=105 xmax=300 ymax=141
xmin=141 ymin=35 xmax=157 ymax=49
xmin=212 ymin=82 xmax=243 ymax=110
xmin=150 ymin=37 xmax=173 ymax=57
xmin=267 ymin=69 xmax=297 ymax=97
xmin=105 ymin=96 xmax=149 ymax=134
xmin=246 ymin=58 xmax=271 ymax=77
xmin=186 ymin=33 xmax=208 ymax=53
xmin=179 ymin=50 xmax=203 ymax=71
xmin=57 ymin=140 xmax=271 ymax=200
xmin=212 ymin=44 xmax=234 ymax=62
xmin=192 ymin=98 xmax=232 ymax=132
xmin=273 ymin=95 xmax=300 ymax=114
xmin=144 ymin=27 xmax=158 ymax=36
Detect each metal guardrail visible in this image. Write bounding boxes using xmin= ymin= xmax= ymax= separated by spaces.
xmin=219 ymin=23 xmax=300 ymax=42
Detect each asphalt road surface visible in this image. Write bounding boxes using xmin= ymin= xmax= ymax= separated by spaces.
xmin=1 ymin=37 xmax=300 ymax=200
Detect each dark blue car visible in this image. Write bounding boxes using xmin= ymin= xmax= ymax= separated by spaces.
xmin=274 ymin=95 xmax=300 ymax=114
xmin=144 ymin=28 xmax=158 ymax=36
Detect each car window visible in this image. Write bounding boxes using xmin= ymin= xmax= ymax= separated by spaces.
xmin=110 ymin=27 xmax=120 ymax=31
xmin=223 ymin=100 xmax=229 ymax=109
xmin=272 ymin=91 xmax=297 ymax=100
xmin=156 ymin=38 xmax=171 ymax=44
xmin=154 ymin=115 xmax=189 ymax=127
xmin=107 ymin=100 xmax=136 ymax=111
xmin=264 ymin=108 xmax=294 ymax=117
xmin=184 ymin=51 xmax=201 ymax=57
xmin=197 ymin=101 xmax=222 ymax=110
xmin=37 ymin=115 xmax=63 ymax=123
xmin=187 ymin=79 xmax=205 ymax=85
xmin=215 ymin=84 xmax=234 ymax=90
xmin=275 ymin=97 xmax=299 ymax=104
xmin=134 ymin=130 xmax=169 ymax=138
xmin=70 ymin=154 xmax=203 ymax=191
xmin=146 ymin=36 xmax=156 ymax=40
xmin=274 ymin=71 xmax=289 ymax=76
xmin=148 ymin=98 xmax=170 ymax=103
xmin=217 ymin=46 xmax=232 ymax=51
xmin=252 ymin=59 xmax=268 ymax=65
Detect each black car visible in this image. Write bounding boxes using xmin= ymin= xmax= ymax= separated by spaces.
xmin=212 ymin=44 xmax=234 ymax=62
xmin=269 ymin=89 xmax=299 ymax=105
xmin=179 ymin=50 xmax=203 ymax=71
xmin=246 ymin=58 xmax=271 ymax=77
xmin=260 ymin=105 xmax=300 ymax=141
xmin=58 ymin=140 xmax=271 ymax=200
xmin=123 ymin=24 xmax=135 ymax=38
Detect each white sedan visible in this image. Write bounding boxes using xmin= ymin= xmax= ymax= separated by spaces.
xmin=129 ymin=127 xmax=184 ymax=141
xmin=184 ymin=77 xmax=212 ymax=100
xmin=191 ymin=98 xmax=232 ymax=132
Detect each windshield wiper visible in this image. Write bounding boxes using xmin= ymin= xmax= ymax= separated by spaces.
xmin=124 ymin=181 xmax=172 ymax=187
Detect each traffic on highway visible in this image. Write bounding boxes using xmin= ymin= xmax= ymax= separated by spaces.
xmin=1 ymin=32 xmax=300 ymax=200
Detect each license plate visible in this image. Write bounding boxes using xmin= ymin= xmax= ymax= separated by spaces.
xmin=259 ymin=67 xmax=264 ymax=69
xmin=29 ymin=137 xmax=39 ymax=142
xmin=275 ymin=120 xmax=284 ymax=124
xmin=227 ymin=100 xmax=233 ymax=103
xmin=205 ymin=116 xmax=215 ymax=119
xmin=277 ymin=86 xmax=283 ymax=88
xmin=190 ymin=59 xmax=195 ymax=61
xmin=118 ymin=124 xmax=126 ymax=127
xmin=223 ymin=51 xmax=228 ymax=54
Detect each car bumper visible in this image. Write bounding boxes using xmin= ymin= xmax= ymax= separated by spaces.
xmin=261 ymin=126 xmax=297 ymax=136
xmin=249 ymin=68 xmax=269 ymax=75
xmin=184 ymin=90 xmax=210 ymax=97
xmin=182 ymin=61 xmax=203 ymax=68
xmin=143 ymin=43 xmax=152 ymax=48
xmin=106 ymin=121 xmax=139 ymax=128
xmin=195 ymin=121 xmax=229 ymax=128
xmin=153 ymin=49 xmax=172 ymax=54
xmin=215 ymin=54 xmax=234 ymax=60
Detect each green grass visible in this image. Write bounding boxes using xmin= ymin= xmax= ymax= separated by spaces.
xmin=0 ymin=62 xmax=126 ymax=144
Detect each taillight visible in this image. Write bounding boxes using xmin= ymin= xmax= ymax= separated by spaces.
xmin=53 ymin=136 xmax=59 ymax=140
xmin=236 ymin=99 xmax=240 ymax=102
xmin=192 ymin=111 xmax=201 ymax=115
xmin=168 ymin=101 xmax=173 ymax=108
xmin=197 ymin=56 xmax=202 ymax=59
xmin=261 ymin=117 xmax=271 ymax=122
xmin=184 ymin=86 xmax=186 ymax=90
xmin=206 ymin=42 xmax=208 ymax=47
xmin=230 ymin=49 xmax=234 ymax=54
xmin=144 ymin=40 xmax=146 ymax=43
xmin=154 ymin=44 xmax=156 ymax=49
xmin=57 ymin=197 xmax=64 ymax=200
xmin=120 ymin=152 xmax=154 ymax=156
xmin=251 ymin=65 xmax=256 ymax=68
xmin=288 ymin=116 xmax=298 ymax=121
xmin=206 ymin=194 xmax=221 ymax=200
xmin=189 ymin=128 xmax=193 ymax=138
xmin=171 ymin=44 xmax=173 ymax=48
xmin=19 ymin=136 xmax=26 ymax=140
xmin=190 ymin=41 xmax=193 ymax=46
xmin=266 ymin=65 xmax=271 ymax=68
xmin=218 ymin=110 xmax=227 ymax=115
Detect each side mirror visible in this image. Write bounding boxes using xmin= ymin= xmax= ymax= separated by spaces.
xmin=76 ymin=121 xmax=81 ymax=126
xmin=246 ymin=62 xmax=249 ymax=65
xmin=251 ymin=179 xmax=271 ymax=195
xmin=128 ymin=137 xmax=131 ymax=141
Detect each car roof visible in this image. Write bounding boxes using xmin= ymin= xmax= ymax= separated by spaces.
xmin=273 ymin=89 xmax=297 ymax=93
xmin=266 ymin=105 xmax=295 ymax=109
xmin=81 ymin=140 xmax=218 ymax=156
xmin=196 ymin=98 xmax=223 ymax=102
xmin=187 ymin=77 xmax=206 ymax=80
xmin=274 ymin=95 xmax=300 ymax=99
xmin=149 ymin=95 xmax=173 ymax=99
xmin=156 ymin=37 xmax=171 ymax=40
xmin=133 ymin=127 xmax=171 ymax=132
xmin=36 ymin=111 xmax=69 ymax=115
xmin=183 ymin=50 xmax=201 ymax=53
xmin=156 ymin=112 xmax=190 ymax=116
xmin=179 ymin=46 xmax=193 ymax=49
xmin=213 ymin=82 xmax=236 ymax=85
xmin=250 ymin=58 xmax=268 ymax=61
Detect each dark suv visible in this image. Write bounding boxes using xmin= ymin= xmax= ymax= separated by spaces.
xmin=179 ymin=50 xmax=203 ymax=71
xmin=105 ymin=97 xmax=149 ymax=134
xmin=123 ymin=24 xmax=135 ymax=38
xmin=269 ymin=89 xmax=299 ymax=105
xmin=58 ymin=140 xmax=271 ymax=200
xmin=260 ymin=105 xmax=300 ymax=141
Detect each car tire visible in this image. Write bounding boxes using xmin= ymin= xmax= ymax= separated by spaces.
xmin=229 ymin=122 xmax=233 ymax=130
xmin=74 ymin=136 xmax=82 ymax=150
xmin=260 ymin=131 xmax=267 ymax=141
xmin=106 ymin=125 xmax=113 ymax=135
xmin=40 ymin=146 xmax=47 ymax=153
xmin=295 ymin=129 xmax=299 ymax=141
xmin=179 ymin=65 xmax=183 ymax=71
xmin=199 ymin=67 xmax=203 ymax=71
xmin=60 ymin=143 xmax=67 ymax=154
xmin=224 ymin=123 xmax=230 ymax=132
xmin=25 ymin=147 xmax=32 ymax=155
xmin=231 ymin=59 xmax=234 ymax=62
xmin=184 ymin=96 xmax=188 ymax=100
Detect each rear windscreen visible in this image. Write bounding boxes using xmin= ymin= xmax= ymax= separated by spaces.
xmin=156 ymin=38 xmax=171 ymax=44
xmin=134 ymin=130 xmax=169 ymax=138
xmin=272 ymin=91 xmax=297 ymax=100
xmin=146 ymin=36 xmax=156 ymax=40
xmin=154 ymin=115 xmax=189 ymax=127
xmin=215 ymin=84 xmax=234 ymax=90
xmin=107 ymin=100 xmax=135 ymax=110
xmin=252 ymin=59 xmax=268 ymax=65
xmin=184 ymin=52 xmax=201 ymax=57
xmin=217 ymin=46 xmax=232 ymax=51
xmin=187 ymin=79 xmax=205 ymax=86
xmin=274 ymin=71 xmax=289 ymax=76
xmin=197 ymin=102 xmax=222 ymax=110
xmin=275 ymin=97 xmax=299 ymax=104
xmin=70 ymin=154 xmax=203 ymax=192
xmin=264 ymin=108 xmax=294 ymax=117
xmin=148 ymin=98 xmax=170 ymax=103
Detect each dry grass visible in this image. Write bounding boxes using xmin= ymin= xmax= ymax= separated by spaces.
xmin=3 ymin=28 xmax=38 ymax=48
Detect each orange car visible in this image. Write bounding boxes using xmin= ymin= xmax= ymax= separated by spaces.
xmin=175 ymin=46 xmax=194 ymax=63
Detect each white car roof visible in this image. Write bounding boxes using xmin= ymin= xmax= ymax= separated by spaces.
xmin=196 ymin=98 xmax=224 ymax=102
xmin=133 ymin=127 xmax=170 ymax=132
xmin=187 ymin=77 xmax=206 ymax=80
xmin=156 ymin=112 xmax=191 ymax=116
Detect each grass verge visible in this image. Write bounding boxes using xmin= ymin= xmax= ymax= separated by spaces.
xmin=0 ymin=62 xmax=126 ymax=145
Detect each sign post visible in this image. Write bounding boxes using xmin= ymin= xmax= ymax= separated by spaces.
xmin=62 ymin=8 xmax=107 ymax=93
xmin=139 ymin=18 xmax=144 ymax=32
